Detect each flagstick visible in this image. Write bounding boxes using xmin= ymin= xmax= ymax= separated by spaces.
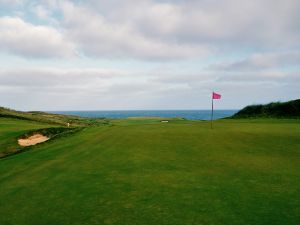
xmin=211 ymin=96 xmax=214 ymax=129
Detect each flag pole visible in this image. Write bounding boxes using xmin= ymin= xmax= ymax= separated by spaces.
xmin=211 ymin=93 xmax=214 ymax=129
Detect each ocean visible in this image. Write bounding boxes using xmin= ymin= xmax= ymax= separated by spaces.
xmin=49 ymin=110 xmax=238 ymax=120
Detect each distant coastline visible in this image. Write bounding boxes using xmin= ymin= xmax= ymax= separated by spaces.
xmin=48 ymin=110 xmax=238 ymax=120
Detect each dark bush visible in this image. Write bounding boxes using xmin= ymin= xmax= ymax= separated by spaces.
xmin=231 ymin=99 xmax=300 ymax=118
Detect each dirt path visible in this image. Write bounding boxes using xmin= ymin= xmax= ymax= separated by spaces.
xmin=18 ymin=134 xmax=49 ymax=147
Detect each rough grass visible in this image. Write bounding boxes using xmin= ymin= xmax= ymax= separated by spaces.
xmin=0 ymin=118 xmax=84 ymax=158
xmin=0 ymin=106 xmax=109 ymax=126
xmin=0 ymin=118 xmax=57 ymax=157
xmin=0 ymin=118 xmax=299 ymax=225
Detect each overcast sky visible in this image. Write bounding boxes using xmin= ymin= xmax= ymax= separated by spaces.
xmin=0 ymin=0 xmax=299 ymax=110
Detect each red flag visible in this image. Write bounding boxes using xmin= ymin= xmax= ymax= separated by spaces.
xmin=212 ymin=92 xmax=221 ymax=99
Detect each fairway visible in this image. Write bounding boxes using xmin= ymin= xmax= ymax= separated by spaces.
xmin=0 ymin=118 xmax=299 ymax=225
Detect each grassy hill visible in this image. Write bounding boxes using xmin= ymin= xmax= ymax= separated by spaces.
xmin=231 ymin=99 xmax=300 ymax=118
xmin=0 ymin=106 xmax=109 ymax=126
xmin=0 ymin=114 xmax=299 ymax=225
xmin=0 ymin=107 xmax=110 ymax=157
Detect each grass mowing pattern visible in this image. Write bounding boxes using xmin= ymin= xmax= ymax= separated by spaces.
xmin=0 ymin=118 xmax=299 ymax=225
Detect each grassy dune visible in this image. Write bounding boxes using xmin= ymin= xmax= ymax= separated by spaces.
xmin=0 ymin=117 xmax=299 ymax=225
xmin=0 ymin=106 xmax=108 ymax=126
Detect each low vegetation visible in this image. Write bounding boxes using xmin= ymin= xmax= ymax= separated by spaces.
xmin=0 ymin=118 xmax=84 ymax=158
xmin=0 ymin=106 xmax=105 ymax=158
xmin=0 ymin=106 xmax=109 ymax=126
xmin=231 ymin=99 xmax=300 ymax=118
xmin=19 ymin=127 xmax=82 ymax=140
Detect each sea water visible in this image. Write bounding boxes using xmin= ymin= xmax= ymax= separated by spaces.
xmin=49 ymin=110 xmax=238 ymax=120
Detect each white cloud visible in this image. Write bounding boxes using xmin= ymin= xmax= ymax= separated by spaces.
xmin=0 ymin=16 xmax=75 ymax=58
xmin=208 ymin=52 xmax=300 ymax=71
xmin=34 ymin=5 xmax=50 ymax=20
xmin=1 ymin=0 xmax=300 ymax=60
xmin=0 ymin=68 xmax=126 ymax=88
xmin=59 ymin=1 xmax=208 ymax=60
xmin=0 ymin=0 xmax=299 ymax=110
xmin=84 ymin=0 xmax=300 ymax=49
xmin=0 ymin=66 xmax=298 ymax=110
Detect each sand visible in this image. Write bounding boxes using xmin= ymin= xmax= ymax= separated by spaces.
xmin=18 ymin=134 xmax=49 ymax=147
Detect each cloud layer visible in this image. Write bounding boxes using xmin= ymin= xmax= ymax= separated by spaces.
xmin=0 ymin=0 xmax=299 ymax=110
xmin=0 ymin=66 xmax=298 ymax=110
xmin=1 ymin=0 xmax=299 ymax=60
xmin=0 ymin=16 xmax=74 ymax=57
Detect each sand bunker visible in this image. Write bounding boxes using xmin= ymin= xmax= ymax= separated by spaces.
xmin=18 ymin=134 xmax=49 ymax=147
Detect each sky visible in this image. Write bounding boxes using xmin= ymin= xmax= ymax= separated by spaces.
xmin=0 ymin=0 xmax=299 ymax=111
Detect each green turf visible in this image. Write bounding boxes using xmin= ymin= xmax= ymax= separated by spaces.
xmin=0 ymin=118 xmax=57 ymax=157
xmin=0 ymin=118 xmax=299 ymax=225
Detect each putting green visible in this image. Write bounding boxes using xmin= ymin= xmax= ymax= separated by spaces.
xmin=0 ymin=117 xmax=299 ymax=225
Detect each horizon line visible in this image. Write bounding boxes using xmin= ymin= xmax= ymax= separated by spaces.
xmin=44 ymin=109 xmax=239 ymax=112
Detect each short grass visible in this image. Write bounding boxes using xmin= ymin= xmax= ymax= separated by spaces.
xmin=0 ymin=118 xmax=299 ymax=225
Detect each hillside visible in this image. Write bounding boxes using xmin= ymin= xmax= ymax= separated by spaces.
xmin=0 ymin=106 xmax=109 ymax=126
xmin=231 ymin=99 xmax=300 ymax=119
